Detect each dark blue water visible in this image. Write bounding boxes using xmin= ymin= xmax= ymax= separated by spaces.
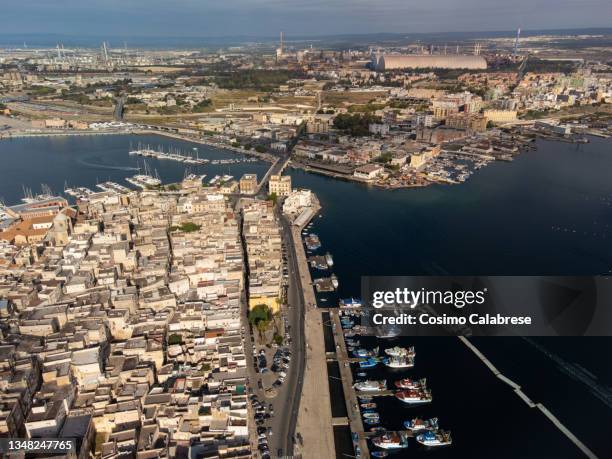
xmin=1 ymin=134 xmax=611 ymax=457
xmin=0 ymin=134 xmax=271 ymax=204
xmin=291 ymin=137 xmax=612 ymax=458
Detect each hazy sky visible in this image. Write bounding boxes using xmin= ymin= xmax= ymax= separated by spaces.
xmin=2 ymin=0 xmax=610 ymax=37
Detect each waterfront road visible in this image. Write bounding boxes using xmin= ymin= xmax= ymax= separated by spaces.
xmin=241 ymin=203 xmax=307 ymax=458
xmin=273 ymin=209 xmax=307 ymax=457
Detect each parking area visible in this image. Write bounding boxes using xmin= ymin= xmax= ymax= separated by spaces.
xmin=246 ymin=239 xmax=296 ymax=458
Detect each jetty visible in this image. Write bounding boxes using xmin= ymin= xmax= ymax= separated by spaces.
xmin=330 ymin=309 xmax=370 ymax=458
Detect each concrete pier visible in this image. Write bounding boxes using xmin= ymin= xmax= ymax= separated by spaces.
xmin=331 ymin=309 xmax=370 ymax=458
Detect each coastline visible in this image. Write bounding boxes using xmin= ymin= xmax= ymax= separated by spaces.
xmin=0 ymin=127 xmax=276 ymax=162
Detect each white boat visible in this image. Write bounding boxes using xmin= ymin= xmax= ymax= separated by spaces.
xmin=416 ymin=430 xmax=452 ymax=447
xmin=394 ymin=378 xmax=426 ymax=390
xmin=403 ymin=417 xmax=438 ymax=432
xmin=385 ymin=346 xmax=415 ymax=357
xmin=371 ymin=432 xmax=409 ymax=450
xmin=331 ymin=274 xmax=339 ymax=289
xmin=353 ymin=380 xmax=386 ymax=392
xmin=383 ymin=355 xmax=414 ymax=369
xmin=395 ymin=389 xmax=432 ymax=404
xmin=339 ymin=298 xmax=362 ymax=308
xmin=126 ymin=174 xmax=162 ymax=189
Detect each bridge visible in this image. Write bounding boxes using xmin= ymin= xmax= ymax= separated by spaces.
xmin=114 ymin=96 xmax=126 ymax=121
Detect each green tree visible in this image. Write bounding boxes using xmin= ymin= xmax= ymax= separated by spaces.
xmin=333 ymin=113 xmax=381 ymax=136
xmin=266 ymin=192 xmax=278 ymax=205
xmin=180 ymin=222 xmax=201 ymax=232
xmin=249 ymin=304 xmax=272 ymax=340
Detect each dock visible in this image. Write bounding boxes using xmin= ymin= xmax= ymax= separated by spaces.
xmin=330 ymin=309 xmax=370 ymax=458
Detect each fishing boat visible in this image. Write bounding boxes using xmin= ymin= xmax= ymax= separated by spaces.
xmin=416 ymin=430 xmax=452 ymax=447
xmin=352 ymin=347 xmax=379 ymax=358
xmin=371 ymin=432 xmax=409 ymax=450
xmin=383 ymin=355 xmax=414 ymax=369
xmin=331 ymin=274 xmax=339 ymax=288
xmin=339 ymin=298 xmax=362 ymax=308
xmin=353 ymin=380 xmax=386 ymax=392
xmin=403 ymin=417 xmax=438 ymax=432
xmin=394 ymin=378 xmax=427 ymax=390
xmin=385 ymin=346 xmax=415 ymax=357
xmin=358 ymin=357 xmax=379 ymax=369
xmin=395 ymin=388 xmax=433 ymax=405
xmin=304 ymin=234 xmax=321 ymax=250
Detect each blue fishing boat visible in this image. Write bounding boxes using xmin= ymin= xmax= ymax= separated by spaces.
xmin=358 ymin=357 xmax=379 ymax=369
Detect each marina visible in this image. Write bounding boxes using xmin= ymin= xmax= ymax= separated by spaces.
xmin=95 ymin=181 xmax=132 ymax=194
xmin=129 ymin=142 xmax=259 ymax=165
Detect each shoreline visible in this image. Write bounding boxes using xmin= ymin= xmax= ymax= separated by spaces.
xmin=0 ymin=127 xmax=276 ymax=163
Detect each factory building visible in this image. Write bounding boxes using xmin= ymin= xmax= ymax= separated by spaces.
xmin=373 ymin=54 xmax=487 ymax=71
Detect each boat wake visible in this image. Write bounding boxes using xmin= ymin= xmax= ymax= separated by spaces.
xmin=77 ymin=159 xmax=139 ymax=171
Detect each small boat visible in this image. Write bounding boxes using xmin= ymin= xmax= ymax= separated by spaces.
xmin=340 ymin=298 xmax=362 ymax=308
xmin=364 ymin=417 xmax=380 ymax=425
xmin=371 ymin=451 xmax=389 ymax=458
xmin=394 ymin=378 xmax=427 ymax=390
xmin=325 ymin=252 xmax=334 ymax=267
xmin=395 ymin=389 xmax=433 ymax=405
xmin=371 ymin=432 xmax=409 ymax=450
xmin=331 ymin=274 xmax=339 ymax=288
xmin=360 ymin=402 xmax=377 ymax=409
xmin=353 ymin=380 xmax=386 ymax=392
xmin=383 ymin=356 xmax=414 ymax=369
xmin=369 ymin=427 xmax=386 ymax=434
xmin=305 ymin=234 xmax=321 ymax=250
xmin=358 ymin=357 xmax=379 ymax=369
xmin=353 ymin=347 xmax=379 ymax=358
xmin=404 ymin=417 xmax=438 ymax=432
xmin=357 ymin=372 xmax=367 ymax=377
xmin=416 ymin=430 xmax=452 ymax=447
xmin=362 ymin=411 xmax=380 ymax=419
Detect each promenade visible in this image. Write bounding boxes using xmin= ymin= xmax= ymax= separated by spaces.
xmin=290 ymin=199 xmax=336 ymax=459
